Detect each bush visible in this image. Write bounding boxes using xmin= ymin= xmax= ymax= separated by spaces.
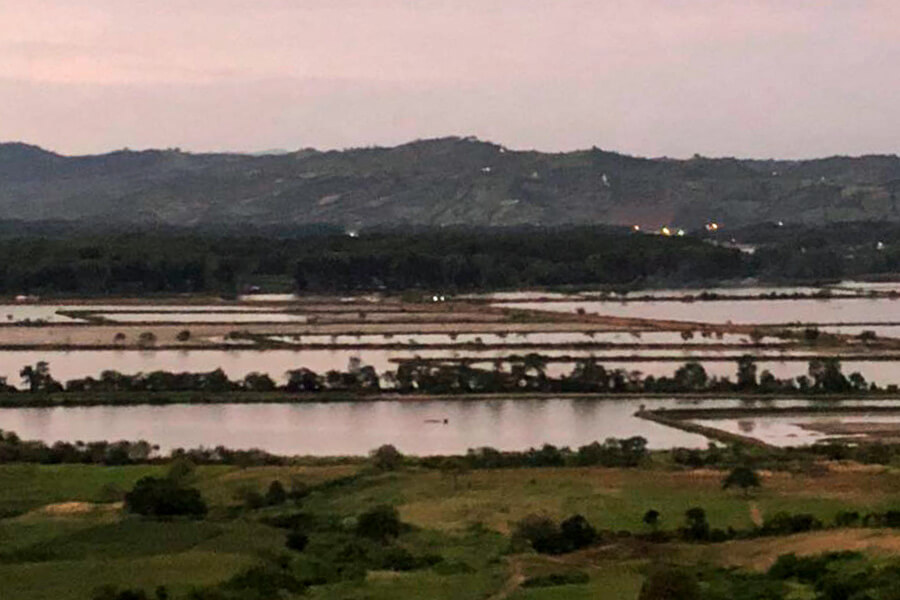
xmin=512 ymin=513 xmax=563 ymax=554
xmin=123 ymin=476 xmax=207 ymax=518
xmin=224 ymin=564 xmax=306 ymax=596
xmin=522 ymin=571 xmax=590 ymax=587
xmin=370 ymin=444 xmax=404 ymax=471
xmin=356 ymin=505 xmax=401 ymax=543
xmin=235 ymin=485 xmax=266 ymax=510
xmin=834 ymin=510 xmax=860 ymax=527
xmin=559 ymin=514 xmax=597 ymax=551
xmin=265 ymin=480 xmax=287 ymax=506
xmin=639 ymin=566 xmax=701 ymax=600
xmin=682 ymin=507 xmax=710 ymax=541
xmin=285 ymin=530 xmax=309 ymax=552
xmin=761 ymin=512 xmax=822 ymax=535
xmin=379 ymin=546 xmax=417 ymax=571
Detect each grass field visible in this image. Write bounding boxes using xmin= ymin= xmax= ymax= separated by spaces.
xmin=3 ymin=459 xmax=900 ymax=599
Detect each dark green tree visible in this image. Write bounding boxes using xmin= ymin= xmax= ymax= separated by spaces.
xmin=723 ymin=466 xmax=761 ymax=497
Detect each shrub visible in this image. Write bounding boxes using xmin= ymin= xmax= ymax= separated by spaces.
xmin=235 ymin=485 xmax=266 ymax=510
xmin=356 ymin=505 xmax=401 ymax=543
xmin=137 ymin=332 xmax=157 ymax=347
xmin=265 ymin=480 xmax=287 ymax=506
xmin=722 ymin=466 xmax=761 ymax=496
xmin=123 ymin=476 xmax=207 ymax=518
xmin=379 ymin=546 xmax=417 ymax=571
xmin=559 ymin=514 xmax=597 ymax=551
xmin=761 ymin=512 xmax=822 ymax=535
xmin=285 ymin=530 xmax=309 ymax=552
xmin=522 ymin=571 xmax=590 ymax=587
xmin=682 ymin=507 xmax=710 ymax=541
xmin=176 ymin=329 xmax=191 ymax=342
xmin=512 ymin=513 xmax=563 ymax=554
xmin=370 ymin=444 xmax=404 ymax=471
xmin=639 ymin=566 xmax=701 ymax=600
xmin=224 ymin=564 xmax=306 ymax=596
xmin=835 ymin=510 xmax=860 ymax=527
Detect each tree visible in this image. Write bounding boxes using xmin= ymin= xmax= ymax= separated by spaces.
xmin=370 ymin=444 xmax=404 ymax=471
xmin=285 ymin=368 xmax=321 ymax=392
xmin=265 ymin=480 xmax=287 ymax=505
xmin=356 ymin=504 xmax=401 ymax=543
xmin=175 ymin=329 xmax=191 ymax=342
xmin=808 ymin=358 xmax=850 ymax=393
xmin=559 ymin=514 xmax=597 ymax=551
xmin=638 ymin=566 xmax=701 ymax=600
xmin=285 ymin=530 xmax=309 ymax=552
xmin=683 ymin=507 xmax=710 ymax=541
xmin=19 ymin=361 xmax=61 ymax=393
xmin=722 ymin=466 xmax=761 ymax=497
xmin=137 ymin=332 xmax=157 ymax=347
xmin=123 ymin=476 xmax=207 ymax=518
xmin=243 ymin=372 xmax=276 ymax=391
xmin=643 ymin=509 xmax=661 ymax=530
xmin=736 ymin=355 xmax=758 ymax=390
xmin=512 ymin=513 xmax=563 ymax=554
xmin=673 ymin=361 xmax=708 ymax=391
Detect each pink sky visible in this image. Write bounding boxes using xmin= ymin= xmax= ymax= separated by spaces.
xmin=2 ymin=0 xmax=898 ymax=157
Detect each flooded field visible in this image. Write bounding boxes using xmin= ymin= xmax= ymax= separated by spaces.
xmin=694 ymin=412 xmax=900 ymax=447
xmin=0 ymin=397 xmax=714 ymax=455
xmin=5 ymin=291 xmax=900 ymax=452
xmin=503 ymin=296 xmax=900 ymax=325
xmin=96 ymin=312 xmax=310 ymax=323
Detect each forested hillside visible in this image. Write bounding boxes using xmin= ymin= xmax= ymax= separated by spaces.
xmin=2 ymin=137 xmax=900 ymax=229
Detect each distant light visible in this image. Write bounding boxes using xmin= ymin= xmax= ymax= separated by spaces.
xmin=633 ymin=225 xmax=641 ymax=231
xmin=432 ymin=295 xmax=439 ymax=302
xmin=878 ymin=241 xmax=886 ymax=250
xmin=440 ymin=295 xmax=446 ymax=301
xmin=705 ymin=222 xmax=719 ymax=231
xmin=777 ymin=221 xmax=784 ymax=227
xmin=677 ymin=229 xmax=685 ymax=236
xmin=346 ymin=229 xmax=359 ymax=238
xmin=661 ymin=226 xmax=671 ymax=236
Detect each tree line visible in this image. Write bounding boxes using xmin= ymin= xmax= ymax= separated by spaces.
xmin=2 ymin=355 xmax=883 ymax=399
xmin=7 ymin=222 xmax=900 ymax=295
xmin=0 ymin=226 xmax=747 ymax=295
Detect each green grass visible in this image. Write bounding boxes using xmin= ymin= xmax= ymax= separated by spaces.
xmin=2 ymin=460 xmax=900 ymax=599
xmin=306 ymin=569 xmax=507 ymax=600
xmin=0 ymin=551 xmax=256 ymax=600
xmin=0 ymin=464 xmax=166 ymax=516
xmin=506 ymin=558 xmax=645 ymax=600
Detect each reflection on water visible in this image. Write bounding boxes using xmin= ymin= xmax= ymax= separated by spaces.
xmin=0 ymin=398 xmax=711 ymax=455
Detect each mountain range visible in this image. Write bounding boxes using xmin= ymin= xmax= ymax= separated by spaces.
xmin=2 ymin=136 xmax=899 ymax=231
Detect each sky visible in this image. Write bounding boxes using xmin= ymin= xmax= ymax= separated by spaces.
xmin=1 ymin=0 xmax=898 ymax=158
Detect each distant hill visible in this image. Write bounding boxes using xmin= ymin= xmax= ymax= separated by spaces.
xmin=2 ymin=137 xmax=899 ymax=230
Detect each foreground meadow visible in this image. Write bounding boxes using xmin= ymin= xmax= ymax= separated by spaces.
xmin=3 ymin=452 xmax=900 ymax=599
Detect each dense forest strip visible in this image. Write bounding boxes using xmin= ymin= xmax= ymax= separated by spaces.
xmin=3 ymin=391 xmax=900 ymax=409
